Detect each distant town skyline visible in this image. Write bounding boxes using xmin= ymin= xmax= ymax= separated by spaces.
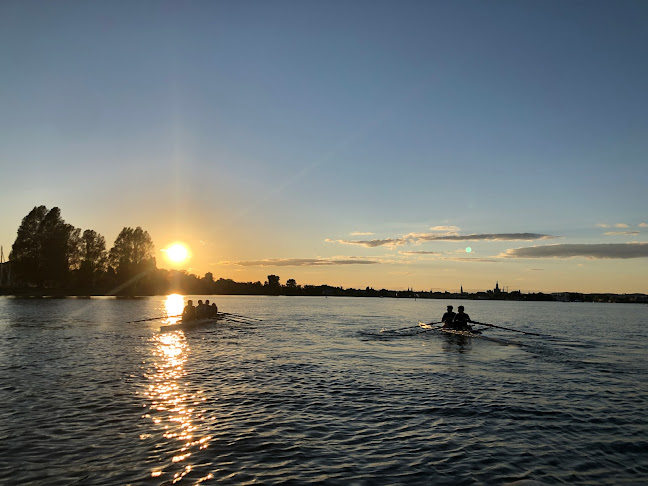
xmin=1 ymin=1 xmax=647 ymax=293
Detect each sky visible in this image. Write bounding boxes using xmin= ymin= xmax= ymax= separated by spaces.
xmin=1 ymin=0 xmax=647 ymax=294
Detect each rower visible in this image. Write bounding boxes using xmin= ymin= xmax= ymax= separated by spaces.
xmin=182 ymin=300 xmax=196 ymax=321
xmin=453 ymin=305 xmax=475 ymax=332
xmin=210 ymin=303 xmax=218 ymax=317
xmin=196 ymin=300 xmax=206 ymax=319
xmin=441 ymin=305 xmax=456 ymax=328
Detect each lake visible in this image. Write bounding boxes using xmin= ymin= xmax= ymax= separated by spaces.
xmin=0 ymin=296 xmax=646 ymax=485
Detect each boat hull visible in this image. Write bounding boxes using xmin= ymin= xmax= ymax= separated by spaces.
xmin=160 ymin=315 xmax=223 ymax=332
xmin=418 ymin=321 xmax=512 ymax=345
xmin=418 ymin=322 xmax=479 ymax=337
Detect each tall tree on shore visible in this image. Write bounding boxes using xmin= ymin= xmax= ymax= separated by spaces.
xmin=9 ymin=206 xmax=81 ymax=286
xmin=267 ymin=274 xmax=280 ymax=295
xmin=78 ymin=229 xmax=108 ymax=289
xmin=9 ymin=205 xmax=48 ymax=284
xmin=109 ymin=227 xmax=156 ymax=293
xmin=39 ymin=207 xmax=82 ymax=285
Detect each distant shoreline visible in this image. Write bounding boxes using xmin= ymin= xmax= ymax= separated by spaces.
xmin=1 ymin=287 xmax=646 ymax=304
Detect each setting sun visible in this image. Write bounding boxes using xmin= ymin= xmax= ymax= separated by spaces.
xmin=163 ymin=243 xmax=191 ymax=265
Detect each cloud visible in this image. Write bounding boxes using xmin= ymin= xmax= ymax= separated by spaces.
xmin=327 ymin=231 xmax=555 ymax=249
xmin=350 ymin=231 xmax=375 ymax=236
xmin=640 ymin=223 xmax=648 ymax=228
xmin=597 ymin=223 xmax=630 ymax=228
xmin=326 ymin=238 xmax=407 ymax=248
xmin=399 ymin=250 xmax=439 ymax=255
xmin=412 ymin=232 xmax=555 ymax=242
xmin=443 ymin=257 xmax=500 ymax=263
xmin=604 ymin=231 xmax=640 ymax=236
xmin=502 ymin=242 xmax=648 ymax=259
xmin=429 ymin=225 xmax=460 ymax=233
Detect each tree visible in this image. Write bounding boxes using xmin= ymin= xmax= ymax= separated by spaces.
xmin=109 ymin=227 xmax=156 ymax=293
xmin=286 ymin=278 xmax=296 ymax=288
xmin=39 ymin=207 xmax=82 ymax=285
xmin=9 ymin=205 xmax=48 ymax=284
xmin=78 ymin=230 xmax=108 ymax=289
xmin=9 ymin=206 xmax=81 ymax=286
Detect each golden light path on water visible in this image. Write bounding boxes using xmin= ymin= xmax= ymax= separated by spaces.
xmin=144 ymin=294 xmax=213 ymax=484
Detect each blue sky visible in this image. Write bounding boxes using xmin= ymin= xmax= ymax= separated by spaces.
xmin=1 ymin=1 xmax=647 ymax=293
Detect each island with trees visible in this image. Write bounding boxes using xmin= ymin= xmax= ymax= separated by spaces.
xmin=1 ymin=205 xmax=646 ymax=304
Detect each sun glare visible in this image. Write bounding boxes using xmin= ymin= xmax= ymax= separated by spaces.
xmin=163 ymin=243 xmax=191 ymax=265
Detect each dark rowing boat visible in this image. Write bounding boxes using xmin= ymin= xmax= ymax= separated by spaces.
xmin=418 ymin=321 xmax=513 ymax=345
xmin=160 ymin=315 xmax=223 ymax=332
xmin=418 ymin=321 xmax=481 ymax=337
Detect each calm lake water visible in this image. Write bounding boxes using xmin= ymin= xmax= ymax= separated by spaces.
xmin=0 ymin=295 xmax=646 ymax=485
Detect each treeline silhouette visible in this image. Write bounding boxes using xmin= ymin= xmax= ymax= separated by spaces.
xmin=0 ymin=205 xmax=378 ymax=297
xmin=3 ymin=206 xmax=646 ymax=303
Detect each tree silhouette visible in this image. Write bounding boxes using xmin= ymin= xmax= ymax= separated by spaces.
xmin=9 ymin=206 xmax=80 ymax=286
xmin=40 ymin=207 xmax=81 ymax=285
xmin=78 ymin=230 xmax=108 ymax=289
xmin=109 ymin=227 xmax=156 ymax=293
xmin=9 ymin=205 xmax=48 ymax=284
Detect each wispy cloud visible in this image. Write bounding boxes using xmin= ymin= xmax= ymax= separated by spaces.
xmin=429 ymin=225 xmax=460 ymax=233
xmin=502 ymin=242 xmax=648 ymax=259
xmin=604 ymin=231 xmax=640 ymax=236
xmin=597 ymin=223 xmax=631 ymax=228
xmin=350 ymin=231 xmax=375 ymax=236
xmin=399 ymin=250 xmax=439 ymax=255
xmin=223 ymin=258 xmax=380 ymax=267
xmin=640 ymin=223 xmax=648 ymax=228
xmin=411 ymin=232 xmax=555 ymax=242
xmin=327 ymin=232 xmax=555 ymax=248
xmin=326 ymin=238 xmax=407 ymax=248
xmin=443 ymin=257 xmax=500 ymax=263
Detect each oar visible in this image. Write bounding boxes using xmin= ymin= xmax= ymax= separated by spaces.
xmin=221 ymin=312 xmax=261 ymax=322
xmin=128 ymin=314 xmax=181 ymax=323
xmin=416 ymin=324 xmax=444 ymax=334
xmin=472 ymin=321 xmax=543 ymax=336
xmin=230 ymin=313 xmax=262 ymax=321
xmin=381 ymin=321 xmax=442 ymax=333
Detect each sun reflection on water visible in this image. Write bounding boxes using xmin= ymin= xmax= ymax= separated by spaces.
xmin=143 ymin=294 xmax=212 ymax=484
xmin=164 ymin=293 xmax=185 ymax=326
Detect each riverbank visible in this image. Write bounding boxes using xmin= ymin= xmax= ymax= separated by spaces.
xmin=1 ymin=286 xmax=646 ymax=303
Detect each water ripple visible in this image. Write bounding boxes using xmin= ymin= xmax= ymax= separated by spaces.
xmin=1 ymin=297 xmax=647 ymax=484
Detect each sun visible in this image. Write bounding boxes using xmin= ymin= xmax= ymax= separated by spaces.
xmin=163 ymin=243 xmax=191 ymax=265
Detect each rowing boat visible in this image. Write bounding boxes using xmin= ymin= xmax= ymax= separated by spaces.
xmin=418 ymin=321 xmax=481 ymax=337
xmin=160 ymin=315 xmax=223 ymax=332
xmin=418 ymin=321 xmax=513 ymax=345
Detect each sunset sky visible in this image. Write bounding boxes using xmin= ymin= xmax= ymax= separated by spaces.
xmin=1 ymin=1 xmax=647 ymax=293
